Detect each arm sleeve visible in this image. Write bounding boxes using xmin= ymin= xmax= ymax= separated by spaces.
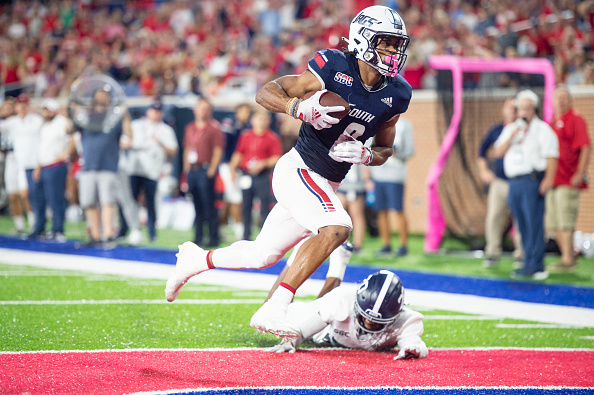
xmin=541 ymin=125 xmax=559 ymax=159
xmin=162 ymin=125 xmax=179 ymax=150
xmin=396 ymin=312 xmax=428 ymax=358
xmin=494 ymin=124 xmax=512 ymax=148
xmin=183 ymin=124 xmax=191 ymax=147
xmin=270 ymin=133 xmax=283 ymax=157
xmin=572 ymin=116 xmax=591 ymax=151
xmin=235 ymin=133 xmax=247 ymax=156
xmin=214 ymin=124 xmax=225 ymax=149
xmin=297 ymin=310 xmax=331 ymax=341
xmin=292 ymin=287 xmax=351 ymax=340
xmin=287 ymin=299 xmax=333 ymax=341
xmin=479 ymin=125 xmax=500 ymax=158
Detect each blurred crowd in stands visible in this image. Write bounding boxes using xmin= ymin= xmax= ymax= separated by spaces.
xmin=1 ymin=0 xmax=594 ymax=100
xmin=0 ymin=0 xmax=593 ymax=260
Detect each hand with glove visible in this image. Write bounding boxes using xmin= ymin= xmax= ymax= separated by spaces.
xmin=329 ymin=137 xmax=373 ymax=165
xmin=295 ymin=90 xmax=345 ymax=130
xmin=394 ymin=346 xmax=427 ymax=361
xmin=265 ymin=338 xmax=298 ymax=353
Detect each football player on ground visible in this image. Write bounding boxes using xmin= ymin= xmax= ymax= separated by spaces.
xmin=166 ymin=5 xmax=412 ymax=340
xmin=267 ymin=270 xmax=428 ymax=360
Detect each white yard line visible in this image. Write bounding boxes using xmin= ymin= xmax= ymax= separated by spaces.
xmin=0 ymin=299 xmax=263 ymax=305
xmin=495 ymin=323 xmax=582 ymax=329
xmin=1 ymin=248 xmax=593 ymax=328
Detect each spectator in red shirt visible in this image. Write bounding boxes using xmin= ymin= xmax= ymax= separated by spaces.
xmin=229 ymin=111 xmax=282 ymax=240
xmin=546 ymin=85 xmax=591 ymax=272
xmin=183 ymin=99 xmax=225 ymax=247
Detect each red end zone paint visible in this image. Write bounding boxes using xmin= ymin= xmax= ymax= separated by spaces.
xmin=1 ymin=349 xmax=592 ymax=395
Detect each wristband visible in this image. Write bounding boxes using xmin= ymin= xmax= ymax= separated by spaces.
xmin=285 ymin=97 xmax=299 ymax=118
xmin=363 ymin=147 xmax=373 ymax=166
xmin=291 ymin=99 xmax=300 ymax=118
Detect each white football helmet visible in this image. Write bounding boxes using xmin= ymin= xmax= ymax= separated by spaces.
xmin=346 ymin=6 xmax=410 ymax=77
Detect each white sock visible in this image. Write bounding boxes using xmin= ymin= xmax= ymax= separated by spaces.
xmin=27 ymin=212 xmax=35 ymax=230
xmin=13 ymin=216 xmax=25 ymax=232
xmin=232 ymin=222 xmax=243 ymax=240
xmin=269 ymin=286 xmax=294 ymax=306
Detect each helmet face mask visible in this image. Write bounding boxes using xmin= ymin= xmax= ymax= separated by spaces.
xmin=354 ymin=270 xmax=404 ymax=341
xmin=347 ymin=6 xmax=410 ymax=77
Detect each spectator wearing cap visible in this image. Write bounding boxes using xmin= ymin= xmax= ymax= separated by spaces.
xmin=0 ymin=94 xmax=43 ymax=236
xmin=77 ymin=89 xmax=133 ymax=245
xmin=183 ymin=99 xmax=225 ymax=247
xmin=493 ymin=90 xmax=559 ymax=280
xmin=124 ymin=100 xmax=178 ymax=242
xmin=31 ymin=99 xmax=75 ymax=241
xmin=229 ymin=111 xmax=282 ymax=240
xmin=478 ymin=98 xmax=524 ymax=269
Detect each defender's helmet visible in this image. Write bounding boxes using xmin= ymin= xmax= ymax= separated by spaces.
xmin=354 ymin=270 xmax=404 ymax=339
xmin=346 ymin=6 xmax=410 ymax=77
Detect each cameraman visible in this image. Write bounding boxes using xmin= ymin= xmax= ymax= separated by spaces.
xmin=76 ymin=89 xmax=132 ymax=245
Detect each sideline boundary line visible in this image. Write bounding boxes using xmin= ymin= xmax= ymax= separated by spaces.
xmin=1 ymin=248 xmax=594 ymax=327
xmin=2 ymin=347 xmax=593 ymax=355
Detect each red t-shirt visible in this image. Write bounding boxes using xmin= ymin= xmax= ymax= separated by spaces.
xmin=183 ymin=120 xmax=225 ymax=166
xmin=235 ymin=129 xmax=282 ymax=172
xmin=550 ymin=109 xmax=591 ymax=187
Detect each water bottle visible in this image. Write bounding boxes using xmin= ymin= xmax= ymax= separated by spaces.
xmin=366 ymin=190 xmax=375 ymax=206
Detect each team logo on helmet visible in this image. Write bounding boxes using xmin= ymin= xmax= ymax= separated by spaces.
xmin=353 ymin=13 xmax=379 ymax=28
xmin=386 ymin=8 xmax=403 ymax=30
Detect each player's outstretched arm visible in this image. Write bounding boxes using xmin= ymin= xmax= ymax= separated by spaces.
xmin=255 ymin=71 xmax=322 ymax=114
xmin=394 ymin=336 xmax=428 ymax=360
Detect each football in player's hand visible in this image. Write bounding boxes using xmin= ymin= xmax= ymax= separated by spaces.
xmin=302 ymin=90 xmax=350 ymax=120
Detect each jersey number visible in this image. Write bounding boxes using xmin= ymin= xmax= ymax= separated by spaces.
xmin=331 ymin=122 xmax=366 ymax=150
xmin=344 ymin=122 xmax=365 ymax=140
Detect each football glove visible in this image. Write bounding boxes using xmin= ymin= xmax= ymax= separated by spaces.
xmin=296 ymin=90 xmax=345 ymax=130
xmin=265 ymin=339 xmax=297 ymax=353
xmin=329 ymin=139 xmax=373 ymax=165
xmin=394 ymin=345 xmax=422 ymax=360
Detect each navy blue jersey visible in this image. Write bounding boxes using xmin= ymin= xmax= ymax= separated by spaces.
xmin=294 ymin=49 xmax=412 ymax=182
xmin=221 ymin=117 xmax=250 ymax=163
xmin=478 ymin=122 xmax=508 ymax=180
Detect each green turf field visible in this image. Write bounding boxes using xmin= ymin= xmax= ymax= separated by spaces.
xmin=1 ymin=214 xmax=592 ymax=287
xmin=1 ymin=262 xmax=592 ymax=353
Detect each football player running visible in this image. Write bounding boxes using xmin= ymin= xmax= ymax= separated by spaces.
xmin=267 ymin=270 xmax=428 ymax=360
xmin=165 ymin=5 xmax=412 ymax=340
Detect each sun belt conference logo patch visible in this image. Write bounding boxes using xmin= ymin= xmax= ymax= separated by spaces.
xmin=334 ymin=72 xmax=353 ymax=86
